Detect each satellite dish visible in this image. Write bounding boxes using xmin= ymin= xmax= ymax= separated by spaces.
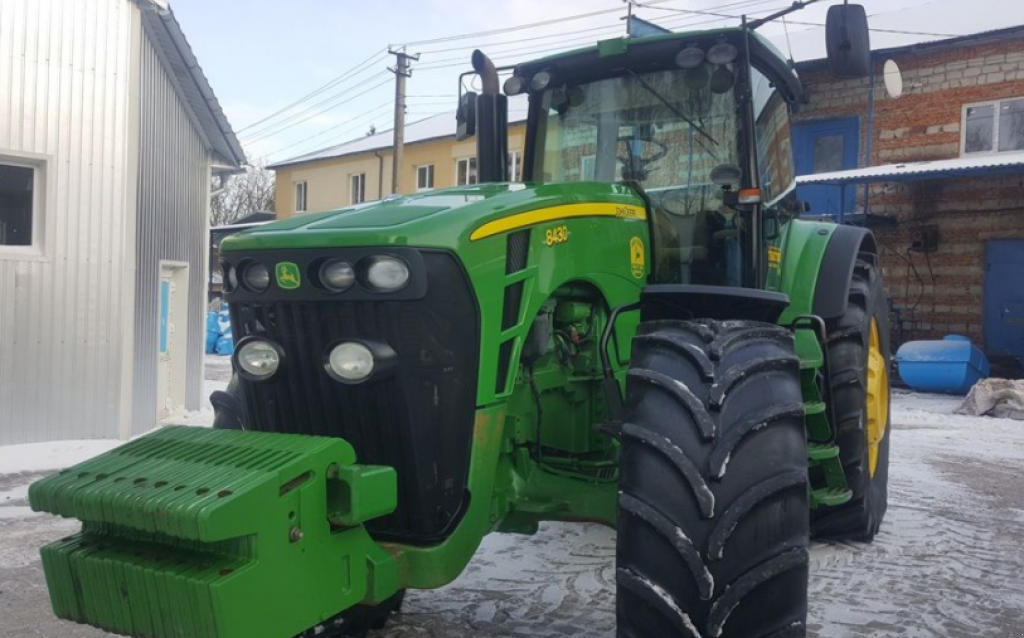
xmin=883 ymin=59 xmax=904 ymax=99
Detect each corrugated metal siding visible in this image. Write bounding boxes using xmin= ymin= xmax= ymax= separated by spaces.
xmin=0 ymin=0 xmax=135 ymax=444
xmin=131 ymin=24 xmax=211 ymax=435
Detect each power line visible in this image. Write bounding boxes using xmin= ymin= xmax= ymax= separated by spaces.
xmin=391 ymin=6 xmax=624 ymax=47
xmin=265 ymin=101 xmax=394 ymax=160
xmin=242 ymin=73 xmax=392 ymax=143
xmin=636 ymin=1 xmax=962 ymax=37
xmin=235 ymin=48 xmax=388 ymax=134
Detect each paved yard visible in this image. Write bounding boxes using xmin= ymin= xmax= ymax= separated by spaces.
xmin=2 ymin=360 xmax=1023 ymax=637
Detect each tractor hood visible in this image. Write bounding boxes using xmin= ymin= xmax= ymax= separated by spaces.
xmin=220 ymin=181 xmax=644 ymax=253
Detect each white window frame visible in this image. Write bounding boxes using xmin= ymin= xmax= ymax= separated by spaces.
xmin=294 ymin=180 xmax=308 ymax=213
xmin=507 ymin=150 xmax=522 ymax=182
xmin=416 ymin=164 xmax=435 ymax=191
xmin=961 ymin=96 xmax=1024 ymax=156
xmin=0 ymin=152 xmax=48 ymax=260
xmin=456 ymin=157 xmax=478 ymax=186
xmin=350 ymin=173 xmax=366 ymax=205
xmin=581 ymin=155 xmax=597 ymax=181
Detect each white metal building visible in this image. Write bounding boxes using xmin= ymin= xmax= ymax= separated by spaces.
xmin=0 ymin=0 xmax=245 ymax=445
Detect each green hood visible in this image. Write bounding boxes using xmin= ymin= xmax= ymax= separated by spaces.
xmin=220 ymin=182 xmax=643 ymax=253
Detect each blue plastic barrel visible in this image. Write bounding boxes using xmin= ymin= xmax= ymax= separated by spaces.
xmin=896 ymin=335 xmax=990 ymax=395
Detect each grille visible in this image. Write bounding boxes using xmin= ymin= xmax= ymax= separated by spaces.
xmin=230 ymin=252 xmax=479 ymax=544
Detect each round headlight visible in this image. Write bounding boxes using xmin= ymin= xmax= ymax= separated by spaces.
xmin=675 ymin=46 xmax=705 ymax=69
xmin=327 ymin=342 xmax=375 ymax=382
xmin=503 ymin=75 xmax=526 ymax=96
xmin=319 ymin=259 xmax=355 ymax=292
xmin=235 ymin=339 xmax=281 ymax=380
xmin=707 ymin=41 xmax=739 ymax=65
xmin=363 ymin=256 xmax=410 ymax=292
xmin=530 ymin=70 xmax=553 ymax=92
xmin=241 ymin=262 xmax=270 ymax=293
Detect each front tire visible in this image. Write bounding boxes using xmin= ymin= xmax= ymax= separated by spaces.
xmin=617 ymin=320 xmax=810 ymax=638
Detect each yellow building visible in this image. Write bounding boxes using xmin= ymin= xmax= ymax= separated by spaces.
xmin=270 ymin=112 xmax=527 ymax=219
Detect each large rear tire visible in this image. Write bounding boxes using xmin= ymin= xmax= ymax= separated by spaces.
xmin=812 ymin=258 xmax=892 ymax=541
xmin=617 ymin=320 xmax=810 ymax=638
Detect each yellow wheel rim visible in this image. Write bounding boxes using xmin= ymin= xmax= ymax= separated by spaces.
xmin=865 ymin=318 xmax=889 ymax=478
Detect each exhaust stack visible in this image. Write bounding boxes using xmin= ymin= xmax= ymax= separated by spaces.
xmin=471 ymin=50 xmax=509 ymax=183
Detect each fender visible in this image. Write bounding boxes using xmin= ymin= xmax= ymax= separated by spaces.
xmin=813 ymin=224 xmax=878 ymax=319
xmin=770 ymin=220 xmax=878 ymax=323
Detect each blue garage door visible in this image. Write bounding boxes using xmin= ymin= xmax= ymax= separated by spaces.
xmin=985 ymin=240 xmax=1024 ymax=360
xmin=793 ymin=118 xmax=860 ymax=216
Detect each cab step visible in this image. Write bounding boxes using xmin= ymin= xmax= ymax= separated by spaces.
xmin=806 ymin=441 xmax=841 ymax=460
xmin=811 ymin=486 xmax=853 ymax=507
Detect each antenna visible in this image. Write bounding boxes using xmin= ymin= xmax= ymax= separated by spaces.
xmin=883 ymin=59 xmax=904 ymax=98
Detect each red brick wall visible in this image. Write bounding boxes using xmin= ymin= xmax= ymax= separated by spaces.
xmin=795 ymin=36 xmax=1024 ymax=349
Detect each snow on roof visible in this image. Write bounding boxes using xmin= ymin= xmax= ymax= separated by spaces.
xmin=271 ymin=97 xmax=529 ymax=169
xmin=796 ymin=152 xmax=1024 ymax=186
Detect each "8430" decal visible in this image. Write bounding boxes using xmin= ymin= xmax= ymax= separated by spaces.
xmin=545 ymin=225 xmax=570 ymax=246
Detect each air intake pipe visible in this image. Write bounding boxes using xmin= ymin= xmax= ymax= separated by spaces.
xmin=472 ymin=50 xmax=509 ymax=183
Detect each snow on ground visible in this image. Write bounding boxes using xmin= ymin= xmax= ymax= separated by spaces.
xmin=1 ymin=378 xmax=1023 ymax=637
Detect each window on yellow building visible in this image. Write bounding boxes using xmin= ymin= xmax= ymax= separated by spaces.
xmin=350 ymin=173 xmax=366 ymax=205
xmin=456 ymin=157 xmax=477 ymax=186
xmin=508 ymin=151 xmax=522 ymax=182
xmin=417 ymin=164 xmax=435 ymax=191
xmin=295 ymin=181 xmax=308 ymax=213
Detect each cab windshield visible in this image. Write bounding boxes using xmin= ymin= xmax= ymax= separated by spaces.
xmin=530 ymin=62 xmax=746 ymax=285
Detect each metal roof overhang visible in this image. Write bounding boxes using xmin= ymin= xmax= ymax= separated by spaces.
xmin=795 ymin=152 xmax=1024 ymax=187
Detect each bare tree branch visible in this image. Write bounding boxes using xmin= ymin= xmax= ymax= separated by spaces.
xmin=211 ymin=160 xmax=276 ymax=227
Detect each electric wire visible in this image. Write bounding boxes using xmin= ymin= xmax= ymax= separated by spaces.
xmin=243 ymin=74 xmax=392 ymax=144
xmin=235 ymin=48 xmax=388 ymax=134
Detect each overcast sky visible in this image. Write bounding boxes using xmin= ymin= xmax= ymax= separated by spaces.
xmin=166 ymin=0 xmax=1024 ymax=164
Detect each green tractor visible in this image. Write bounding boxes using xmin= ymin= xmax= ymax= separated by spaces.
xmin=30 ymin=5 xmax=892 ymax=638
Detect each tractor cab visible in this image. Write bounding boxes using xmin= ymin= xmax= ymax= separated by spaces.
xmin=459 ymin=21 xmax=861 ymax=292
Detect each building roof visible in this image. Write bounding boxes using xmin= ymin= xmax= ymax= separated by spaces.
xmin=270 ymin=98 xmax=529 ymax=169
xmin=138 ymin=0 xmax=246 ymax=170
xmin=796 ymin=152 xmax=1024 ymax=186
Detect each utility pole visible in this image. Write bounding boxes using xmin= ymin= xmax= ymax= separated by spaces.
xmin=388 ymin=48 xmax=419 ymax=195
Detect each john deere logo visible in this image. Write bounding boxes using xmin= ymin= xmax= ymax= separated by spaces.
xmin=276 ymin=262 xmax=301 ymax=289
xmin=630 ymin=236 xmax=645 ymax=279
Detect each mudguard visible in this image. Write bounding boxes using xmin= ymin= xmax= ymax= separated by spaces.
xmin=769 ymin=219 xmax=877 ymax=323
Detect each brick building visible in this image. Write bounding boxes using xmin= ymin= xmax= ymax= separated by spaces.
xmin=792 ymin=26 xmax=1024 ymax=367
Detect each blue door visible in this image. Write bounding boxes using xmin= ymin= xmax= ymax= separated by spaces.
xmin=985 ymin=240 xmax=1024 ymax=361
xmin=792 ymin=118 xmax=860 ymax=216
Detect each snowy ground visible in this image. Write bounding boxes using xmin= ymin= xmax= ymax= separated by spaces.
xmin=1 ymin=360 xmax=1023 ymax=637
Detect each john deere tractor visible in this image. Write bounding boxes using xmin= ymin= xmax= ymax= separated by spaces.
xmin=30 ymin=5 xmax=891 ymax=638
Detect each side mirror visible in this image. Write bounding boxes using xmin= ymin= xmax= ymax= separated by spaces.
xmin=456 ymin=92 xmax=477 ymax=141
xmin=826 ymin=3 xmax=871 ymax=78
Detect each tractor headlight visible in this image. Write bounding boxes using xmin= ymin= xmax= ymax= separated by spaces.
xmin=707 ymin=41 xmax=738 ymax=65
xmin=234 ymin=338 xmax=283 ymax=381
xmin=503 ymin=75 xmax=526 ymax=96
xmin=318 ymin=259 xmax=355 ymax=292
xmin=675 ymin=46 xmax=705 ymax=69
xmin=326 ymin=342 xmax=375 ymax=382
xmin=240 ymin=261 xmax=271 ymax=293
xmin=363 ymin=255 xmax=410 ymax=292
xmin=530 ymin=70 xmax=553 ymax=91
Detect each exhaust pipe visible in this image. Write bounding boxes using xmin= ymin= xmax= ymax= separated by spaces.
xmin=472 ymin=49 xmax=500 ymax=96
xmin=471 ymin=50 xmax=508 ymax=182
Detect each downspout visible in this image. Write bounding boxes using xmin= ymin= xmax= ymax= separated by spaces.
xmin=374 ymin=150 xmax=385 ymax=199
xmin=863 ymin=55 xmax=876 ymax=221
